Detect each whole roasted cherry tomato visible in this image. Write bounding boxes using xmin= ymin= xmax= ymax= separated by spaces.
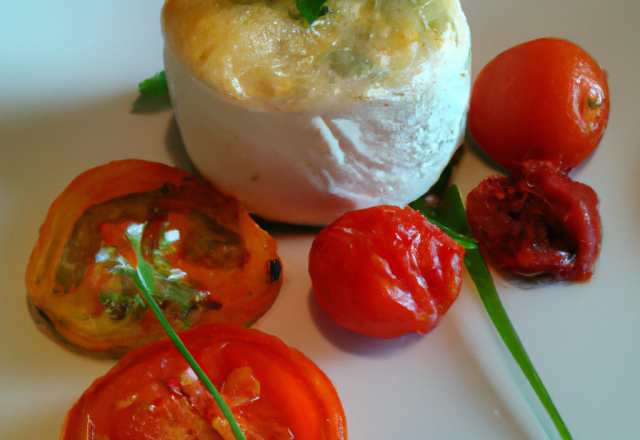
xmin=60 ymin=323 xmax=347 ymax=440
xmin=468 ymin=38 xmax=609 ymax=172
xmin=466 ymin=161 xmax=601 ymax=284
xmin=309 ymin=205 xmax=464 ymax=338
xmin=26 ymin=160 xmax=282 ymax=357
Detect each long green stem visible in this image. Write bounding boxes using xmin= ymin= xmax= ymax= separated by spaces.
xmin=125 ymin=224 xmax=247 ymax=440
xmin=464 ymin=249 xmax=572 ymax=439
xmin=416 ymin=186 xmax=573 ymax=440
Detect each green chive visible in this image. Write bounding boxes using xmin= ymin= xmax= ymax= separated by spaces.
xmin=414 ymin=186 xmax=573 ymax=440
xmin=125 ymin=223 xmax=247 ymax=440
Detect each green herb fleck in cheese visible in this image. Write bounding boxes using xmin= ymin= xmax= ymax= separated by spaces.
xmin=163 ymin=0 xmax=461 ymax=108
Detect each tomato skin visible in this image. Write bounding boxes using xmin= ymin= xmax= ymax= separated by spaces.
xmin=309 ymin=205 xmax=464 ymax=338
xmin=26 ymin=160 xmax=282 ymax=357
xmin=468 ymin=38 xmax=609 ymax=172
xmin=466 ymin=161 xmax=601 ymax=284
xmin=60 ymin=323 xmax=347 ymax=440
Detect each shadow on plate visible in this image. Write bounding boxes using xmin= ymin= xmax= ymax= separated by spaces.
xmin=131 ymin=93 xmax=172 ymax=114
xmin=464 ymin=127 xmax=510 ymax=175
xmin=164 ymin=116 xmax=199 ymax=175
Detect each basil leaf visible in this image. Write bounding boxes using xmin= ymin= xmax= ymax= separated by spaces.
xmin=138 ymin=71 xmax=169 ymax=99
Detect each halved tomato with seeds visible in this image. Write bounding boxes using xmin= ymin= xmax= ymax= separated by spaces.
xmin=60 ymin=323 xmax=347 ymax=440
xmin=26 ymin=160 xmax=282 ymax=357
xmin=466 ymin=161 xmax=601 ymax=284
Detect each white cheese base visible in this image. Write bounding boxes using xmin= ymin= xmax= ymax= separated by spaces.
xmin=165 ymin=32 xmax=470 ymax=225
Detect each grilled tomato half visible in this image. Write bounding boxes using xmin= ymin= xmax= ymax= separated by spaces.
xmin=60 ymin=323 xmax=347 ymax=440
xmin=26 ymin=160 xmax=282 ymax=357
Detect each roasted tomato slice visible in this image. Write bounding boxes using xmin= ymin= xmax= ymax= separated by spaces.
xmin=60 ymin=323 xmax=347 ymax=440
xmin=309 ymin=205 xmax=464 ymax=338
xmin=466 ymin=161 xmax=601 ymax=284
xmin=26 ymin=160 xmax=283 ymax=357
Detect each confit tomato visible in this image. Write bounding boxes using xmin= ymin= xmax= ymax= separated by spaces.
xmin=309 ymin=205 xmax=464 ymax=338
xmin=466 ymin=161 xmax=601 ymax=284
xmin=60 ymin=323 xmax=347 ymax=440
xmin=26 ymin=160 xmax=282 ymax=357
xmin=468 ymin=38 xmax=609 ymax=172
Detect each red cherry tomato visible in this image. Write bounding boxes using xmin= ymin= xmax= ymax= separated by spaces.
xmin=61 ymin=323 xmax=347 ymax=440
xmin=309 ymin=205 xmax=464 ymax=338
xmin=466 ymin=160 xmax=601 ymax=284
xmin=468 ymin=38 xmax=609 ymax=172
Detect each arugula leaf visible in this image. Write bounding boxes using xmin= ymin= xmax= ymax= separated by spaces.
xmin=138 ymin=71 xmax=169 ymax=99
xmin=296 ymin=0 xmax=328 ymax=24
xmin=125 ymin=223 xmax=248 ymax=440
xmin=415 ymin=186 xmax=573 ymax=440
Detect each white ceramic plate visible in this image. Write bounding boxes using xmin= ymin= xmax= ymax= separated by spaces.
xmin=2 ymin=1 xmax=639 ymax=439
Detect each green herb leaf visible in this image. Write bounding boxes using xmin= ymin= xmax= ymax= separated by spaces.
xmin=138 ymin=71 xmax=169 ymax=99
xmin=296 ymin=0 xmax=328 ymax=24
xmin=125 ymin=223 xmax=247 ymax=440
xmin=414 ymin=186 xmax=573 ymax=440
xmin=409 ymin=196 xmax=477 ymax=250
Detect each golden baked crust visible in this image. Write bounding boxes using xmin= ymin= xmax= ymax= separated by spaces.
xmin=161 ymin=0 xmax=470 ymax=224
xmin=162 ymin=0 xmax=469 ymax=109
